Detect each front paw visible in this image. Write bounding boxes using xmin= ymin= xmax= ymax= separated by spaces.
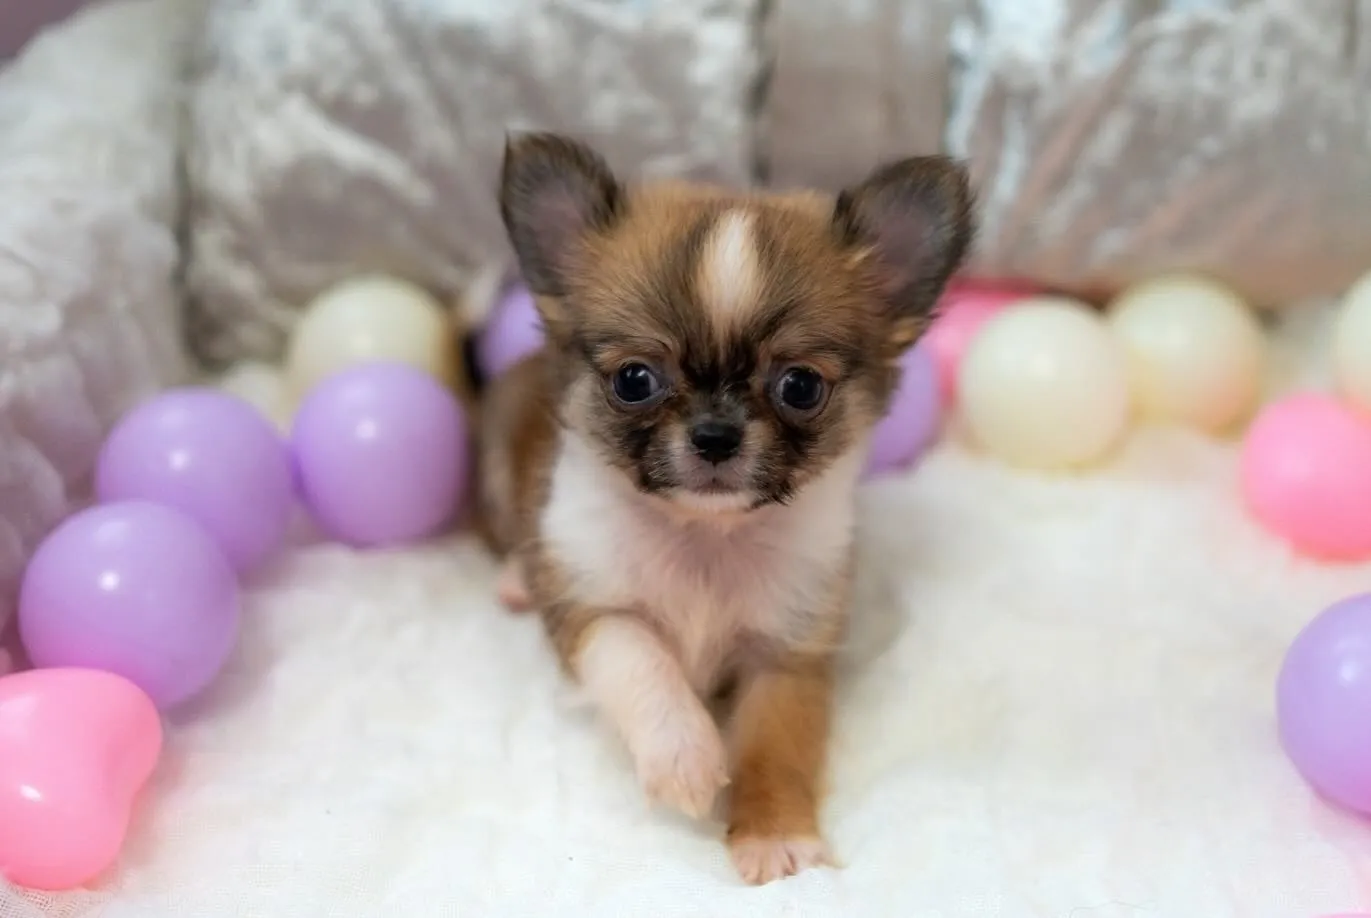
xmin=728 ymin=834 xmax=834 ymax=885
xmin=632 ymin=711 xmax=730 ymax=819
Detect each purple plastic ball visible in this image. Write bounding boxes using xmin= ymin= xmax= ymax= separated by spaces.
xmin=18 ymin=501 xmax=241 ymax=710
xmin=1277 ymin=593 xmax=1371 ymax=814
xmin=476 ymin=283 xmax=544 ymax=379
xmin=865 ymin=343 xmax=943 ymax=478
xmin=291 ymin=362 xmax=469 ymax=548
xmin=95 ymin=387 xmax=294 ymax=574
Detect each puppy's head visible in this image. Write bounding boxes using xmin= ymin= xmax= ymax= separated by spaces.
xmin=499 ymin=133 xmax=974 ymax=514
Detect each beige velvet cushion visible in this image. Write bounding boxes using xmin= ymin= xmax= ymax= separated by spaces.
xmin=183 ymin=0 xmax=768 ymax=367
xmin=186 ymin=0 xmax=1371 ymax=370
xmin=0 ymin=0 xmax=195 ymax=670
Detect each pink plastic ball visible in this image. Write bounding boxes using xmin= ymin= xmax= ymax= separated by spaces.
xmin=476 ymin=283 xmax=544 ymax=379
xmin=1278 ymin=593 xmax=1371 ymax=815
xmin=0 ymin=668 xmax=161 ymax=891
xmin=923 ymin=280 xmax=1035 ymax=403
xmin=95 ymin=387 xmax=295 ymax=574
xmin=1240 ymin=394 xmax=1371 ymax=560
xmin=18 ymin=501 xmax=241 ymax=710
xmin=865 ymin=343 xmax=941 ymax=478
xmin=291 ymin=362 xmax=470 ymax=548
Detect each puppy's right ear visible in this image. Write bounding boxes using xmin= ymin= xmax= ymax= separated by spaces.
xmin=499 ymin=132 xmax=623 ymax=298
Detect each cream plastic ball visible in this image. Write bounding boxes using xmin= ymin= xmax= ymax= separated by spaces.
xmin=959 ymin=296 xmax=1131 ymax=470
xmin=1106 ymin=273 xmax=1266 ymax=433
xmin=1333 ymin=270 xmax=1371 ymax=414
xmin=285 ymin=274 xmax=457 ymax=398
xmin=216 ymin=361 xmax=291 ymax=431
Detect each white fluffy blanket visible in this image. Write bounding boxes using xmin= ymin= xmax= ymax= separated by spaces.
xmin=7 ymin=307 xmax=1371 ymax=918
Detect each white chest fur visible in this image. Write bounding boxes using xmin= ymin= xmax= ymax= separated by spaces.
xmin=540 ymin=434 xmax=863 ymax=691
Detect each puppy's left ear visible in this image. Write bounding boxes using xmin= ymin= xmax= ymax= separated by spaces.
xmin=832 ymin=155 xmax=975 ymax=347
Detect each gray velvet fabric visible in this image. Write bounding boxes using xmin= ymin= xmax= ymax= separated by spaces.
xmin=762 ymin=1 xmax=953 ymax=191
xmin=761 ymin=0 xmax=1371 ymax=307
xmin=943 ymin=0 xmax=1371 ymax=308
xmin=185 ymin=0 xmax=1371 ymax=369
xmin=184 ymin=0 xmax=768 ymax=367
xmin=0 ymin=0 xmax=195 ymax=651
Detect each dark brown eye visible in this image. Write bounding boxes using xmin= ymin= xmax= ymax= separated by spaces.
xmin=612 ymin=362 xmax=662 ymax=405
xmin=775 ymin=367 xmax=826 ymax=413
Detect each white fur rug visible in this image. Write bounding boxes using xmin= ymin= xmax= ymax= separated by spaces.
xmin=7 ymin=306 xmax=1371 ymax=918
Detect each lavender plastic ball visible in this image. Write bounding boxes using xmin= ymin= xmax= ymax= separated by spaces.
xmin=95 ymin=387 xmax=294 ymax=574
xmin=475 ymin=283 xmax=544 ymax=379
xmin=865 ymin=343 xmax=943 ymax=478
xmin=291 ymin=362 xmax=469 ymax=547
xmin=1278 ymin=593 xmax=1371 ymax=814
xmin=18 ymin=501 xmax=241 ymax=710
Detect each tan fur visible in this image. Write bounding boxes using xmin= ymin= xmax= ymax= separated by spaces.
xmin=484 ymin=132 xmax=974 ymax=884
xmin=473 ymin=350 xmax=558 ymax=558
xmin=726 ymin=657 xmax=836 ymax=881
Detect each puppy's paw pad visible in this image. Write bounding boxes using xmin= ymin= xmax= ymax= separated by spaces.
xmin=729 ymin=835 xmax=833 ymax=885
xmin=496 ymin=559 xmax=533 ymax=612
xmin=635 ymin=719 xmax=729 ymax=819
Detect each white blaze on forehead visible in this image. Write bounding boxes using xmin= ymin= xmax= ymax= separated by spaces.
xmin=697 ymin=209 xmax=762 ymax=328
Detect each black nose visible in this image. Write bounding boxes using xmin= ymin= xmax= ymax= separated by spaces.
xmin=689 ymin=420 xmax=744 ymax=464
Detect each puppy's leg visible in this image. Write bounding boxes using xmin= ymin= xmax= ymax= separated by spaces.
xmin=726 ymin=658 xmax=836 ymax=884
xmin=574 ymin=615 xmax=729 ymax=818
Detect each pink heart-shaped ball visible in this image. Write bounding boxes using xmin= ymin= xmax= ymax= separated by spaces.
xmin=0 ymin=668 xmax=162 ymax=890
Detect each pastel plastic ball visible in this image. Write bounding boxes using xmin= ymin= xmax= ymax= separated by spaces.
xmin=18 ymin=501 xmax=241 ymax=710
xmin=1277 ymin=593 xmax=1371 ymax=815
xmin=1240 ymin=394 xmax=1371 ymax=560
xmin=217 ymin=360 xmax=292 ymax=431
xmin=96 ymin=387 xmax=295 ymax=574
xmin=1333 ymin=270 xmax=1371 ymax=414
xmin=286 ymin=274 xmax=458 ymax=398
xmin=292 ymin=362 xmax=469 ymax=547
xmin=476 ymin=282 xmax=545 ymax=379
xmin=865 ymin=342 xmax=941 ymax=477
xmin=0 ymin=668 xmax=161 ymax=891
xmin=1107 ymin=273 xmax=1266 ymax=433
xmin=922 ymin=280 xmax=1034 ymax=402
xmin=958 ymin=297 xmax=1131 ymax=470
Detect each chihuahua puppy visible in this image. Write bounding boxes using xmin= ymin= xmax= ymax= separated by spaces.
xmin=478 ymin=132 xmax=973 ymax=884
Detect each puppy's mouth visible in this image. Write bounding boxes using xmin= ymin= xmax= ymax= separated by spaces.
xmin=670 ymin=485 xmax=756 ymax=514
xmin=669 ymin=459 xmax=757 ymax=513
